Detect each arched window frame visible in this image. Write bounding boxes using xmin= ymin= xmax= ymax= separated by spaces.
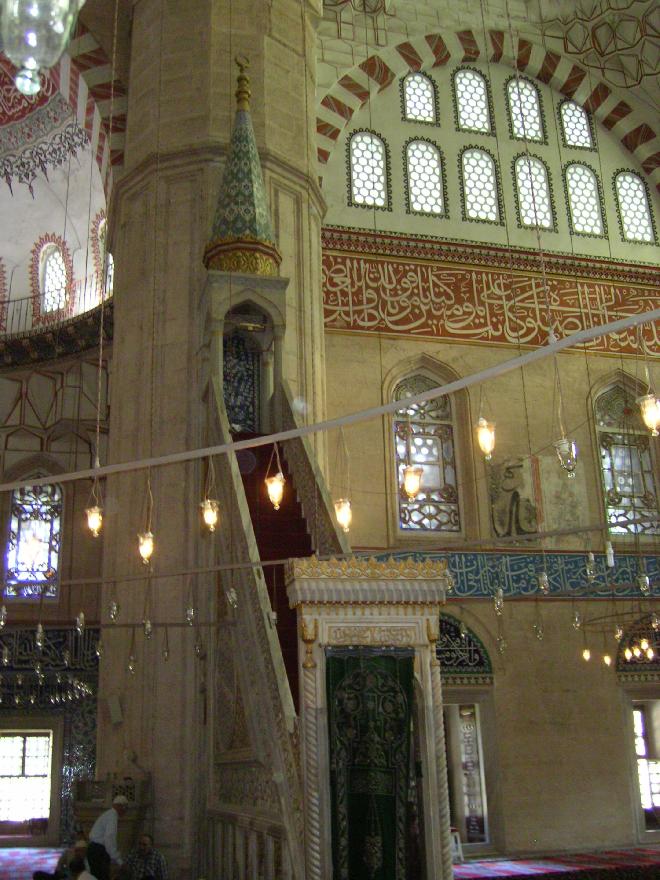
xmin=3 ymin=481 xmax=63 ymax=601
xmin=346 ymin=129 xmax=391 ymax=210
xmin=29 ymin=234 xmax=73 ymax=326
xmin=591 ymin=378 xmax=659 ymax=539
xmin=459 ymin=145 xmax=503 ymax=225
xmin=505 ymin=75 xmax=546 ymax=144
xmin=403 ymin=137 xmax=448 ymax=217
xmin=511 ymin=153 xmax=556 ymax=231
xmin=558 ymin=99 xmax=595 ymax=150
xmin=400 ymin=72 xmax=439 ymax=125
xmin=613 ymin=169 xmax=657 ymax=245
xmin=452 ymin=67 xmax=494 ymax=135
xmin=563 ymin=161 xmax=607 ymax=238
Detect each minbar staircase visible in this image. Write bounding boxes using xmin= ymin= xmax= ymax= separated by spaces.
xmin=235 ymin=436 xmax=313 ymax=711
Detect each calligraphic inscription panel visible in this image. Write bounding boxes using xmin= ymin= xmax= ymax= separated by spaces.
xmin=322 ymin=231 xmax=659 ymax=355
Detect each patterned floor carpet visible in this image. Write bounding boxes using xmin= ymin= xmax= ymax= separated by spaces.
xmin=0 ymin=844 xmax=658 ymax=880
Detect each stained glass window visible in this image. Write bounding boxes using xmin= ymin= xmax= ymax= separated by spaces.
xmin=403 ymin=73 xmax=436 ymax=123
xmin=566 ymin=164 xmax=604 ymax=235
xmin=4 ymin=484 xmax=62 ymax=599
xmin=40 ymin=246 xmax=68 ymax=313
xmin=348 ymin=131 xmax=388 ymax=208
xmin=406 ymin=141 xmax=444 ymax=215
xmin=615 ymin=172 xmax=654 ymax=243
xmin=0 ymin=733 xmax=52 ymax=822
xmin=454 ymin=69 xmax=491 ymax=133
xmin=560 ymin=100 xmax=593 ymax=148
xmin=515 ymin=156 xmax=553 ymax=228
xmin=462 ymin=148 xmax=499 ymax=222
xmin=394 ymin=375 xmax=461 ymax=532
xmin=507 ymin=78 xmax=543 ymax=141
xmin=594 ymin=386 xmax=659 ymax=535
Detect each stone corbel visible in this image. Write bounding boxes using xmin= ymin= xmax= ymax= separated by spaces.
xmin=301 ymin=618 xmax=318 ymax=669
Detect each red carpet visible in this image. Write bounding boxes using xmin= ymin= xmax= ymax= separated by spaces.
xmin=454 ymin=847 xmax=660 ymax=879
xmin=0 ymin=848 xmax=60 ymax=880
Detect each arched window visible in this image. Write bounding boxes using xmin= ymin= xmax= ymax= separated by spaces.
xmin=560 ymin=100 xmax=593 ymax=148
xmin=393 ymin=375 xmax=460 ymax=532
xmin=40 ymin=245 xmax=68 ymax=313
xmin=454 ymin=69 xmax=491 ymax=133
xmin=507 ymin=77 xmax=544 ymax=142
xmin=405 ymin=140 xmax=445 ymax=215
xmin=4 ymin=484 xmax=62 ymax=599
xmin=594 ymin=384 xmax=659 ymax=535
xmin=615 ymin=172 xmax=655 ymax=243
xmin=565 ymin=164 xmax=604 ymax=235
xmin=348 ymin=130 xmax=389 ymax=208
xmin=514 ymin=155 xmax=553 ymax=228
xmin=98 ymin=218 xmax=114 ymax=296
xmin=461 ymin=148 xmax=500 ymax=222
xmin=402 ymin=73 xmax=437 ymax=123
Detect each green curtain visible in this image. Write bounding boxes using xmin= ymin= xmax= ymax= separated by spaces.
xmin=326 ymin=648 xmax=414 ymax=880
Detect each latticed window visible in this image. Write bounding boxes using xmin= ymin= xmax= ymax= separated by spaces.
xmin=406 ymin=141 xmax=444 ymax=215
xmin=454 ymin=69 xmax=491 ymax=133
xmin=462 ymin=148 xmax=499 ymax=222
xmin=40 ymin=246 xmax=68 ymax=312
xmin=394 ymin=375 xmax=461 ymax=532
xmin=403 ymin=73 xmax=436 ymax=123
xmin=594 ymin=385 xmax=658 ymax=535
xmin=4 ymin=484 xmax=62 ymax=599
xmin=615 ymin=172 xmax=654 ymax=243
xmin=566 ymin=164 xmax=603 ymax=235
xmin=348 ymin=131 xmax=388 ymax=208
xmin=515 ymin=156 xmax=553 ymax=228
xmin=0 ymin=733 xmax=52 ymax=822
xmin=560 ymin=100 xmax=593 ymax=148
xmin=507 ymin=78 xmax=543 ymax=141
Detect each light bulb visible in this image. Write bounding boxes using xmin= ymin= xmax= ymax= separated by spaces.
xmin=1 ymin=1 xmax=85 ymax=96
xmin=200 ymin=498 xmax=220 ymax=532
xmin=537 ymin=571 xmax=550 ymax=594
xmin=109 ymin=600 xmax=120 ymax=622
xmin=624 ymin=646 xmax=633 ymax=661
xmin=605 ymin=541 xmax=615 ymax=568
xmin=265 ymin=472 xmax=285 ymax=510
xmin=614 ymin=624 xmax=624 ymax=642
xmin=186 ymin=606 xmax=195 ymax=626
xmin=603 ymin=653 xmax=612 ymax=666
xmin=533 ymin=622 xmax=544 ymax=641
xmin=585 ymin=552 xmax=595 ymax=582
xmin=646 ymin=647 xmax=655 ymax=660
xmin=633 ymin=645 xmax=642 ymax=658
xmin=35 ymin=622 xmax=44 ymax=649
xmin=95 ymin=639 xmax=104 ymax=659
xmin=637 ymin=574 xmax=650 ymax=595
xmin=63 ymin=649 xmax=70 ymax=667
xmin=494 ymin=587 xmax=504 ymax=616
xmin=637 ymin=393 xmax=660 ymax=436
xmin=127 ymin=654 xmax=136 ymax=675
xmin=554 ymin=437 xmax=578 ymax=478
xmin=497 ymin=636 xmax=507 ymax=655
xmin=226 ymin=587 xmax=238 ymax=609
xmin=162 ymin=646 xmax=170 ymax=662
xmin=0 ymin=605 xmax=6 ymax=628
xmin=334 ymin=498 xmax=352 ymax=533
xmin=640 ymin=638 xmax=649 ymax=651
xmin=75 ymin=611 xmax=85 ymax=635
xmin=582 ymin=647 xmax=591 ymax=661
xmin=2 ymin=645 xmax=9 ymax=665
xmin=143 ymin=619 xmax=153 ymax=639
xmin=85 ymin=505 xmax=103 ymax=537
xmin=572 ymin=610 xmax=582 ymax=630
xmin=652 ymin=613 xmax=660 ymax=632
xmin=138 ymin=531 xmax=154 ymax=564
xmin=476 ymin=417 xmax=496 ymax=460
xmin=195 ymin=639 xmax=204 ymax=658
xmin=402 ymin=464 xmax=424 ymax=500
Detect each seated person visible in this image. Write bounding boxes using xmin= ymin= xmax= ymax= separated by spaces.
xmin=68 ymin=858 xmax=95 ymax=880
xmin=118 ymin=834 xmax=167 ymax=880
xmin=34 ymin=840 xmax=88 ymax=880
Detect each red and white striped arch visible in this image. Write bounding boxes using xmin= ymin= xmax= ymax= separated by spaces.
xmin=316 ymin=29 xmax=660 ymax=193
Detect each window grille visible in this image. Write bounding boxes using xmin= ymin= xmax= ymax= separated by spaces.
xmin=454 ymin=69 xmax=491 ymax=133
xmin=394 ymin=375 xmax=461 ymax=532
xmin=4 ymin=484 xmax=62 ymax=599
xmin=348 ymin=131 xmax=388 ymax=208
xmin=507 ymin=78 xmax=543 ymax=141
xmin=515 ymin=156 xmax=553 ymax=228
xmin=406 ymin=141 xmax=444 ymax=215
xmin=41 ymin=246 xmax=67 ymax=313
xmin=403 ymin=73 xmax=436 ymax=123
xmin=560 ymin=101 xmax=593 ymax=148
xmin=615 ymin=172 xmax=654 ymax=243
xmin=0 ymin=733 xmax=52 ymax=822
xmin=462 ymin=148 xmax=499 ymax=222
xmin=594 ymin=386 xmax=659 ymax=535
xmin=566 ymin=164 xmax=603 ymax=235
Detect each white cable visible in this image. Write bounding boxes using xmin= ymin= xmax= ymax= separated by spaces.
xmin=0 ymin=308 xmax=657 ymax=493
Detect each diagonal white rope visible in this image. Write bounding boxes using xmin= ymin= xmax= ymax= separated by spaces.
xmin=0 ymin=308 xmax=658 ymax=494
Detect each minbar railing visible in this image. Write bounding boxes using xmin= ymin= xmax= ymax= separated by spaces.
xmin=0 ymin=274 xmax=111 ymax=338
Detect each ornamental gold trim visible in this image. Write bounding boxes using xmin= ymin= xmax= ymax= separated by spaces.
xmin=286 ymin=555 xmax=447 ymax=583
xmin=204 ymin=234 xmax=281 ymax=277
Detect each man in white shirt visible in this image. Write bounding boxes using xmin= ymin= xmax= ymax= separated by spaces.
xmin=87 ymin=795 xmax=129 ymax=880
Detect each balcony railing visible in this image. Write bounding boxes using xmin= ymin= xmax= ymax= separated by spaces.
xmin=0 ymin=273 xmax=112 ymax=338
